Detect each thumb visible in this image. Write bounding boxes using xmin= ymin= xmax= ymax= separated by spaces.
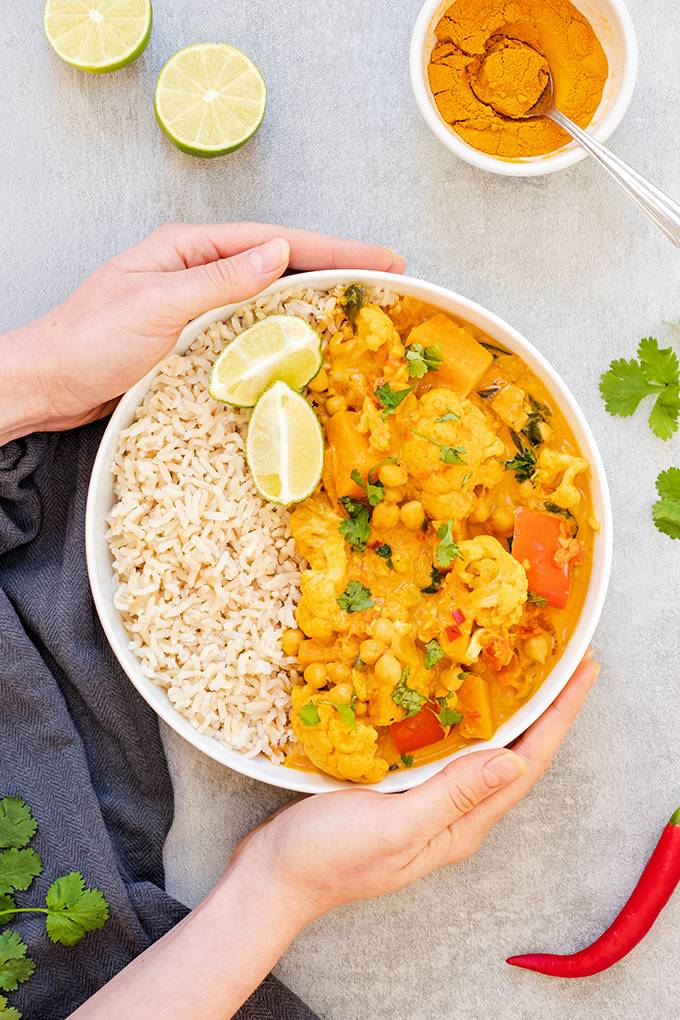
xmin=164 ymin=237 xmax=291 ymax=319
xmin=400 ymin=749 xmax=527 ymax=836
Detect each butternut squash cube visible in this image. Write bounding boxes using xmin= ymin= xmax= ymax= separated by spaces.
xmin=457 ymin=673 xmax=494 ymax=740
xmin=407 ymin=314 xmax=493 ymax=396
xmin=323 ymin=411 xmax=376 ymax=499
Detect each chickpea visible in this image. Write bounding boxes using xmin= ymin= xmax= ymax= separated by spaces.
xmin=281 ymin=628 xmax=304 ymax=656
xmin=326 ymin=661 xmax=351 ymax=684
xmin=374 ymin=652 xmax=402 ymax=686
xmin=400 ymin=500 xmax=425 ymax=531
xmin=359 ymin=638 xmax=385 ymax=665
xmin=372 ymin=618 xmax=395 ymax=643
xmin=372 ymin=503 xmax=400 ymax=530
xmin=308 ymin=368 xmax=328 ymax=393
xmin=379 ymin=463 xmax=408 ymax=488
xmin=491 ymin=506 xmax=515 ymax=535
xmin=524 ymin=634 xmax=551 ymax=665
xmin=303 ymin=663 xmax=327 ymax=689
xmin=384 ymin=486 xmax=406 ymax=504
xmin=325 ymin=394 xmax=347 ymax=415
xmin=440 ymin=668 xmax=466 ymax=692
xmin=469 ymin=498 xmax=490 ymax=524
xmin=328 ymin=683 xmax=353 ymax=704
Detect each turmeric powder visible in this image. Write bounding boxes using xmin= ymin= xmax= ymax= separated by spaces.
xmin=428 ymin=0 xmax=608 ymax=159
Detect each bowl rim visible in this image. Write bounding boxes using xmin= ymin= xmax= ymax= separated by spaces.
xmin=86 ymin=269 xmax=613 ymax=794
xmin=409 ymin=0 xmax=639 ymax=177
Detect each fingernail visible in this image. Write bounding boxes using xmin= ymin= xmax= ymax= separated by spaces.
xmin=248 ymin=237 xmax=290 ymax=275
xmin=386 ymin=248 xmax=406 ymax=272
xmin=483 ymin=751 xmax=527 ymax=788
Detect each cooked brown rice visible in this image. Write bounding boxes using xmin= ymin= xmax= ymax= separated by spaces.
xmin=107 ymin=284 xmax=396 ymax=761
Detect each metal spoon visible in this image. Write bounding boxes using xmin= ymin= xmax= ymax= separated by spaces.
xmin=517 ymin=72 xmax=680 ymax=248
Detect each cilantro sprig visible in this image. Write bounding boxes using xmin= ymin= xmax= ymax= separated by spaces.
xmin=653 ymin=467 xmax=680 ymax=539
xmin=600 ymin=336 xmax=680 ymax=440
xmin=435 ymin=520 xmax=462 ymax=568
xmin=339 ymin=497 xmax=371 ymax=551
xmin=337 ymin=581 xmax=375 ymax=613
xmin=423 ymin=638 xmax=445 ymax=670
xmin=505 ymin=429 xmax=537 ymax=483
xmin=0 ymin=798 xmax=110 ymax=1015
xmin=406 ymin=343 xmax=442 ymax=379
xmin=411 ymin=430 xmax=466 ymax=465
xmin=391 ymin=667 xmax=426 ymax=717
xmin=375 ymin=383 xmax=412 ymax=418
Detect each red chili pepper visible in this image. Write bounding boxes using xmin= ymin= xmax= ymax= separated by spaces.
xmin=451 ymin=608 xmax=465 ymax=625
xmin=507 ymin=806 xmax=680 ymax=978
xmin=445 ymin=624 xmax=461 ymax=641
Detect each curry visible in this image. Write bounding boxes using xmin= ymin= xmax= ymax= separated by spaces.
xmin=428 ymin=0 xmax=608 ymax=159
xmin=281 ymin=288 xmax=595 ymax=783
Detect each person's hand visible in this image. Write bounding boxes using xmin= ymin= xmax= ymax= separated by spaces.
xmin=1 ymin=223 xmax=404 ymax=443
xmin=231 ymin=657 xmax=599 ymax=924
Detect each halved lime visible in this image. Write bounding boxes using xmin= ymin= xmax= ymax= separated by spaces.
xmin=154 ymin=43 xmax=266 ymax=157
xmin=246 ymin=382 xmax=324 ymax=506
xmin=210 ymin=316 xmax=322 ymax=407
xmin=44 ymin=0 xmax=152 ymax=74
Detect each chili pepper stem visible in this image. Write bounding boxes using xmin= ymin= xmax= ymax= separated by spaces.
xmin=669 ymin=806 xmax=680 ymax=826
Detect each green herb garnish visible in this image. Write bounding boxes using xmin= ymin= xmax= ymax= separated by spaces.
xmin=411 ymin=430 xmax=466 ymax=465
xmin=435 ymin=520 xmax=462 ymax=568
xmin=391 ymin=667 xmax=426 ymax=718
xmin=477 ymin=386 xmax=500 ymax=399
xmin=388 ymin=763 xmax=400 ymax=772
xmin=320 ymin=701 xmax=357 ymax=731
xmin=343 ymin=284 xmax=367 ymax=323
xmin=374 ymin=543 xmax=394 ymax=569
xmin=299 ymin=703 xmax=321 ymax=726
xmin=505 ymin=430 xmax=537 ymax=482
xmin=350 ymin=469 xmax=384 ymax=508
xmin=544 ymin=501 xmax=579 ymax=536
xmin=401 ymin=754 xmax=414 ymax=767
xmin=527 ymin=591 xmax=548 ymax=607
xmin=337 ymin=581 xmax=375 ymax=613
xmin=480 ymin=340 xmax=511 ymax=359
xmin=653 ymin=467 xmax=680 ymax=539
xmin=437 ymin=707 xmax=464 ymax=727
xmin=436 ymin=410 xmax=460 ymax=422
xmin=424 ymin=638 xmax=445 ymax=670
xmin=375 ymin=383 xmax=412 ymax=418
xmin=406 ymin=343 xmax=442 ymax=379
xmin=461 ymin=471 xmax=473 ymax=488
xmin=339 ymin=497 xmax=371 ymax=551
xmin=600 ymin=336 xmax=680 ymax=440
xmin=421 ymin=566 xmax=444 ymax=594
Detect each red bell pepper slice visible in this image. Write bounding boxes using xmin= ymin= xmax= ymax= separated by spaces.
xmin=391 ymin=705 xmax=445 ymax=754
xmin=512 ymin=508 xmax=571 ymax=609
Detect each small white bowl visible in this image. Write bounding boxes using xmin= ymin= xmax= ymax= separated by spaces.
xmin=86 ymin=271 xmax=612 ymax=794
xmin=410 ymin=0 xmax=638 ymax=176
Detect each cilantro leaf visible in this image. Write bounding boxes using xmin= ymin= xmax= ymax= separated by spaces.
xmin=638 ymin=337 xmax=680 ymax=386
xmin=0 ymin=899 xmax=15 ymax=929
xmin=424 ymin=638 xmax=445 ymax=669
xmin=436 ymin=410 xmax=460 ymax=422
xmin=299 ymin=704 xmax=321 ymax=726
xmin=406 ymin=343 xmax=442 ymax=379
xmin=339 ymin=498 xmax=371 ymax=551
xmin=599 ymin=357 xmax=658 ymax=416
xmin=0 ymin=932 xmax=34 ymax=993
xmin=322 ymin=702 xmax=357 ymax=731
xmin=527 ymin=591 xmax=548 ymax=607
xmin=343 ymin=285 xmax=367 ymax=323
xmin=44 ymin=872 xmax=109 ymax=947
xmin=411 ymin=430 xmax=466 ymax=465
xmin=435 ymin=520 xmax=461 ymax=567
xmin=437 ymin=707 xmax=464 ymax=727
xmin=401 ymin=753 xmax=414 ymax=767
xmin=505 ymin=437 xmax=537 ymax=482
xmin=652 ymin=498 xmax=680 ymax=539
xmin=0 ymin=850 xmax=41 ymax=896
xmin=0 ymin=992 xmax=21 ymax=1020
xmin=337 ymin=581 xmax=375 ymax=613
xmin=374 ymin=543 xmax=394 ymax=569
xmin=375 ymin=383 xmax=412 ymax=418
xmin=421 ymin=565 xmax=444 ymax=594
xmin=0 ymin=801 xmax=36 ymax=853
xmin=648 ymin=387 xmax=680 ymax=441
xmin=656 ymin=467 xmax=680 ymax=501
xmin=391 ymin=667 xmax=426 ymax=717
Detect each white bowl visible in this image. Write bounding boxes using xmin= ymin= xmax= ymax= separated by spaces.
xmin=410 ymin=0 xmax=638 ymax=176
xmin=86 ymin=271 xmax=612 ymax=794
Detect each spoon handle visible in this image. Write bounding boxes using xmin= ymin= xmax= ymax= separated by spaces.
xmin=549 ymin=107 xmax=680 ymax=248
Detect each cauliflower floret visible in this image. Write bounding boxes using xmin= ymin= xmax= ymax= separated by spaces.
xmin=536 ymin=449 xmax=589 ymax=509
xmin=291 ymin=687 xmax=388 ymax=784
xmin=355 ymin=305 xmax=404 ymax=356
xmin=358 ymin=395 xmax=391 ymax=452
xmin=401 ymin=388 xmax=505 ymax=520
xmin=290 ymin=494 xmax=348 ymax=639
xmin=454 ymin=535 xmax=528 ymax=629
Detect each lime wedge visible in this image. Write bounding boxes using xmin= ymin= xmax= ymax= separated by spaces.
xmin=154 ymin=43 xmax=266 ymax=157
xmin=246 ymin=382 xmax=324 ymax=506
xmin=210 ymin=315 xmax=322 ymax=407
xmin=44 ymin=0 xmax=152 ymax=73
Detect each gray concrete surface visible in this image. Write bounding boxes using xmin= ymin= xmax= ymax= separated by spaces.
xmin=2 ymin=2 xmax=680 ymax=1017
